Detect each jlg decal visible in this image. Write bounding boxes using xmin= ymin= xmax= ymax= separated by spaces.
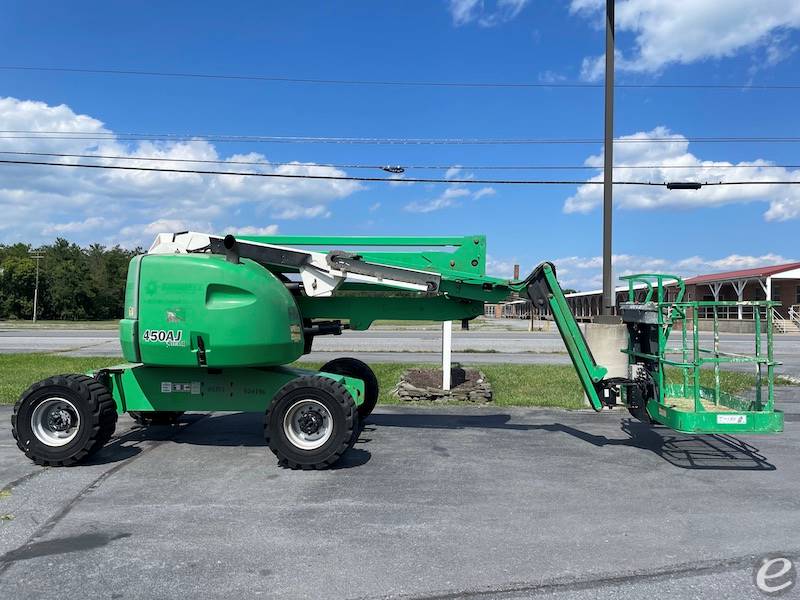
xmin=142 ymin=329 xmax=185 ymax=346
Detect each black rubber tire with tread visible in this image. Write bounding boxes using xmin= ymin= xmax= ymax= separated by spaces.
xmin=265 ymin=375 xmax=357 ymax=470
xmin=319 ymin=357 xmax=379 ymax=420
xmin=129 ymin=411 xmax=184 ymax=426
xmin=12 ymin=374 xmax=117 ymax=466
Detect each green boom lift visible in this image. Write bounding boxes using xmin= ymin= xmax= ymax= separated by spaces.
xmin=11 ymin=232 xmax=783 ymax=469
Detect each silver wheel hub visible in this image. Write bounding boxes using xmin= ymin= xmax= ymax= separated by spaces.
xmin=283 ymin=399 xmax=333 ymax=451
xmin=31 ymin=397 xmax=81 ymax=447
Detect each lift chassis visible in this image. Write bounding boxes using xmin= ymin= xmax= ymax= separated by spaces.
xmin=11 ymin=233 xmax=783 ymax=469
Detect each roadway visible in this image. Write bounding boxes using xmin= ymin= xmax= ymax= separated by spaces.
xmin=1 ymin=326 xmax=799 ymax=377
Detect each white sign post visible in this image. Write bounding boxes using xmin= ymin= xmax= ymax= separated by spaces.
xmin=442 ymin=320 xmax=452 ymax=390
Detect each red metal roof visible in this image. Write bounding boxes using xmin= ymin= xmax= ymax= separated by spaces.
xmin=684 ymin=262 xmax=800 ymax=285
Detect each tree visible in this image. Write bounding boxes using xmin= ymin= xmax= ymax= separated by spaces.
xmin=0 ymin=255 xmax=37 ymax=318
xmin=0 ymin=239 xmax=140 ymax=321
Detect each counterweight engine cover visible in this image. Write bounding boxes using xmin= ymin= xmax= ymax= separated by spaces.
xmin=120 ymin=254 xmax=304 ymax=367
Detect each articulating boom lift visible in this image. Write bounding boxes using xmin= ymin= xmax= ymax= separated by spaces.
xmin=12 ymin=233 xmax=783 ymax=469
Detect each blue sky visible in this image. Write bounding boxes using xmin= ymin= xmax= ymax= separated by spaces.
xmin=2 ymin=0 xmax=800 ymax=289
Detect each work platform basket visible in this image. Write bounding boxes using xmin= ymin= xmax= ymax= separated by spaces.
xmin=618 ymin=274 xmax=784 ymax=435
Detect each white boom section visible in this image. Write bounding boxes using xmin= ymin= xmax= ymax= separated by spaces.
xmin=148 ymin=232 xmax=436 ymax=298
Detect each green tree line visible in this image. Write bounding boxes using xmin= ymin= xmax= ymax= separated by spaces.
xmin=0 ymin=239 xmax=140 ymax=321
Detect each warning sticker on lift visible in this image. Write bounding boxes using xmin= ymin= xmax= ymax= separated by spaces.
xmin=717 ymin=414 xmax=747 ymax=425
xmin=161 ymin=381 xmax=201 ymax=394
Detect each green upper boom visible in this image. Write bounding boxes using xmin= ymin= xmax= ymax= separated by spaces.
xmin=120 ymin=234 xmax=530 ymax=368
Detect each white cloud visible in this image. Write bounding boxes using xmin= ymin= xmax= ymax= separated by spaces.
xmin=538 ymin=70 xmax=568 ymax=83
xmin=473 ymin=186 xmax=496 ymax=199
xmin=488 ymin=251 xmax=797 ymax=290
xmin=563 ymin=126 xmax=800 ymax=220
xmin=41 ymin=216 xmax=113 ymax=236
xmin=403 ymin=166 xmax=493 ymax=213
xmin=405 ymin=187 xmax=471 ymax=213
xmin=404 ymin=184 xmax=496 ymax=213
xmin=445 ymin=165 xmax=463 ymax=180
xmin=448 ymin=0 xmax=529 ymax=27
xmin=0 ymin=97 xmax=363 ymax=247
xmin=271 ymin=204 xmax=330 ymax=219
xmin=225 ymin=225 xmax=279 ymax=236
xmin=445 ymin=165 xmax=474 ymax=181
xmin=388 ymin=173 xmax=413 ymax=186
xmin=571 ymin=0 xmax=800 ymax=78
xmin=117 ymin=218 xmax=211 ymax=248
xmin=579 ymin=54 xmax=607 ymax=82
xmin=549 ymin=252 xmax=795 ymax=291
xmin=486 ymin=255 xmax=521 ymax=279
xmin=368 ymin=202 xmax=381 ymax=212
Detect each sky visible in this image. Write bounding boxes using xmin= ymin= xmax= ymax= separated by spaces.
xmin=2 ymin=0 xmax=800 ymax=290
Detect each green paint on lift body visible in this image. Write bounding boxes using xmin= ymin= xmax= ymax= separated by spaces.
xmin=96 ymin=234 xmax=781 ymax=435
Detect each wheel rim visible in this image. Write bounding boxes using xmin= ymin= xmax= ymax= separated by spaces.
xmin=30 ymin=397 xmax=81 ymax=447
xmin=283 ymin=399 xmax=333 ymax=450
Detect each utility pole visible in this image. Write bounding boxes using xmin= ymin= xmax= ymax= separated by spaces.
xmin=30 ymin=252 xmax=43 ymax=323
xmin=599 ymin=0 xmax=617 ymax=321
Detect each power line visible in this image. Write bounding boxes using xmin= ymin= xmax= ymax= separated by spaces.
xmin=1 ymin=158 xmax=798 ymax=186
xmin=3 ymin=131 xmax=800 ymax=145
xmin=0 ymin=150 xmax=798 ymax=171
xmin=0 ymin=158 xmax=644 ymax=184
xmin=2 ymin=65 xmax=799 ymax=90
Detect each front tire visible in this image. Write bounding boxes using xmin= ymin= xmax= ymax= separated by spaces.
xmin=320 ymin=357 xmax=379 ymax=420
xmin=265 ymin=375 xmax=357 ymax=470
xmin=12 ymin=374 xmax=117 ymax=466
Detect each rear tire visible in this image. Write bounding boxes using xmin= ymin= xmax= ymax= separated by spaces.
xmin=320 ymin=357 xmax=379 ymax=420
xmin=12 ymin=374 xmax=117 ymax=466
xmin=129 ymin=411 xmax=184 ymax=426
xmin=265 ymin=375 xmax=357 ymax=470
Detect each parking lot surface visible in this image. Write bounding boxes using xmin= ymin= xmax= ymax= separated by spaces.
xmin=0 ymin=387 xmax=798 ymax=599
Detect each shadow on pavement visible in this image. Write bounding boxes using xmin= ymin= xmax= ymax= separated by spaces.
xmin=1 ymin=532 xmax=132 ymax=564
xmin=370 ymin=412 xmax=776 ymax=471
xmin=538 ymin=419 xmax=776 ymax=471
xmin=87 ymin=411 xmax=773 ymax=471
xmin=87 ymin=412 xmax=372 ymax=469
xmin=369 ymin=412 xmax=536 ymax=431
xmin=83 ymin=414 xmax=209 ymax=465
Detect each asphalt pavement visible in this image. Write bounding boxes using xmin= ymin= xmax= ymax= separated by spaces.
xmin=0 ymin=388 xmax=799 ymax=599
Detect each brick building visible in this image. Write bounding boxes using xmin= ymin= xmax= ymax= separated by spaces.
xmin=562 ymin=262 xmax=800 ymax=333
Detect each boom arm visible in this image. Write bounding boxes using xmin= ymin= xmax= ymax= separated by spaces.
xmin=149 ymin=232 xmax=441 ymax=297
xmin=149 ymin=232 xmax=514 ymax=328
xmin=515 ymin=262 xmax=611 ymax=411
xmin=148 ymin=232 xmax=614 ymax=408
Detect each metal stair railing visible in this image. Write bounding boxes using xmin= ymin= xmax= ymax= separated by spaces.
xmin=789 ymin=304 xmax=800 ymax=328
xmin=771 ymin=307 xmax=799 ymax=334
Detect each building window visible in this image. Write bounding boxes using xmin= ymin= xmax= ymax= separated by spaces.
xmin=796 ymin=285 xmax=800 ymax=304
xmin=771 ymin=283 xmax=780 ymax=301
